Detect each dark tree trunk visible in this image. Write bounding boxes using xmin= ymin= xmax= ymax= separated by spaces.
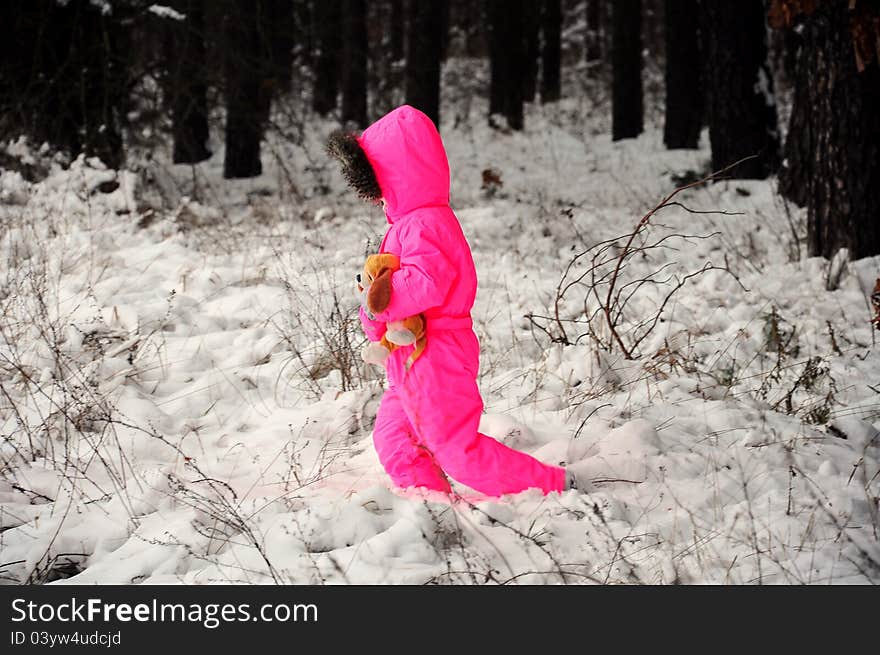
xmin=487 ymin=0 xmax=524 ymax=130
xmin=488 ymin=0 xmax=505 ymax=120
xmin=10 ymin=1 xmax=80 ymax=158
xmin=85 ymin=4 xmax=126 ymax=169
xmin=341 ymin=0 xmax=368 ymax=127
xmin=250 ymin=2 xmax=294 ymax=128
xmin=586 ymin=0 xmax=602 ymax=67
xmin=45 ymin=6 xmax=81 ymax=157
xmin=602 ymin=0 xmax=614 ymax=73
xmin=699 ymin=1 xmax=779 ymax=179
xmin=780 ymin=3 xmax=880 ymax=259
xmin=777 ymin=23 xmax=810 ymax=208
xmin=439 ymin=0 xmax=451 ymax=60
xmin=224 ymin=0 xmax=265 ymax=178
xmin=371 ymin=0 xmax=398 ymax=116
xmin=663 ymin=0 xmax=702 ymax=149
xmin=523 ymin=1 xmax=540 ymax=102
xmin=612 ymin=0 xmax=643 ymax=140
xmin=265 ymin=0 xmax=296 ymax=95
xmin=166 ymin=0 xmax=212 ymax=164
xmin=0 ymin=2 xmax=25 ymax=135
xmin=12 ymin=0 xmax=127 ymax=168
xmin=312 ymin=0 xmax=341 ymax=115
xmin=293 ymin=0 xmax=313 ymax=67
xmin=541 ymin=0 xmax=561 ymax=103
xmin=390 ymin=0 xmax=405 ymax=61
xmin=406 ymin=0 xmax=445 ymax=129
xmin=456 ymin=0 xmax=484 ymax=58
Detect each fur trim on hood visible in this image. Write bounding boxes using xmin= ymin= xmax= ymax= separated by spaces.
xmin=326 ymin=130 xmax=382 ymax=203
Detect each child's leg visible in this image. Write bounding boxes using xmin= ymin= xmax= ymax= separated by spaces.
xmin=400 ymin=347 xmax=566 ymax=497
xmin=372 ymin=388 xmax=452 ymax=493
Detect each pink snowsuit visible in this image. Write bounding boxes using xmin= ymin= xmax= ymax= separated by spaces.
xmin=356 ymin=105 xmax=566 ymax=496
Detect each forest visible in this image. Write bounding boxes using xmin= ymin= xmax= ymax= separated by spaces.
xmin=0 ymin=0 xmax=879 ymax=586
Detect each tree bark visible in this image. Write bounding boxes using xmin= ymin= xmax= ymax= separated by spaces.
xmin=224 ymin=0 xmax=265 ymax=178
xmin=612 ymin=0 xmax=642 ymax=140
xmin=488 ymin=0 xmax=504 ymax=120
xmin=406 ymin=0 xmax=445 ymax=129
xmin=293 ymin=0 xmax=313 ymax=67
xmin=13 ymin=1 xmax=80 ymax=159
xmin=780 ymin=3 xmax=880 ymax=259
xmin=312 ymin=0 xmax=341 ymax=115
xmin=523 ymin=1 xmax=540 ymax=102
xmin=541 ymin=0 xmax=561 ymax=103
xmin=457 ymin=0 xmax=484 ymax=58
xmin=699 ymin=0 xmax=779 ymax=179
xmin=390 ymin=0 xmax=405 ymax=61
xmin=166 ymin=0 xmax=212 ymax=164
xmin=663 ymin=0 xmax=702 ymax=149
xmin=341 ymin=0 xmax=368 ymax=127
xmin=439 ymin=0 xmax=451 ymax=60
xmin=777 ymin=22 xmax=810 ymax=207
xmin=264 ymin=0 xmax=296 ymax=95
xmin=487 ymin=0 xmax=524 ymax=130
xmin=14 ymin=0 xmax=127 ymax=168
xmin=86 ymin=3 xmax=127 ymax=169
xmin=586 ymin=0 xmax=602 ymax=67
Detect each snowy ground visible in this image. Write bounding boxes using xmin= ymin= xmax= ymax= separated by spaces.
xmin=1 ymin=87 xmax=879 ymax=584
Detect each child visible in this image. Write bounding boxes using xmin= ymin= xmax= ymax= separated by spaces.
xmin=328 ymin=105 xmax=583 ymax=496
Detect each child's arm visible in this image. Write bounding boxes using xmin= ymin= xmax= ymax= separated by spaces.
xmin=357 ymin=277 xmax=388 ymax=342
xmin=359 ymin=305 xmax=388 ymax=342
xmin=371 ymin=220 xmax=456 ymax=323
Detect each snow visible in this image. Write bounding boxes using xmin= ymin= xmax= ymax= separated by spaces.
xmin=1 ymin=92 xmax=878 ymax=585
xmin=147 ymin=5 xmax=185 ymax=21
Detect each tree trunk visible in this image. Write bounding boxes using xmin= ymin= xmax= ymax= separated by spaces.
xmin=19 ymin=0 xmax=127 ymax=168
xmin=265 ymin=0 xmax=295 ymax=95
xmin=700 ymin=0 xmax=779 ymax=179
xmin=777 ymin=22 xmax=810 ymax=207
xmin=293 ymin=0 xmax=313 ymax=67
xmin=457 ymin=0 xmax=484 ymax=58
xmin=19 ymin=1 xmax=81 ymax=158
xmin=586 ymin=0 xmax=602 ymax=67
xmin=341 ymin=0 xmax=368 ymax=127
xmin=390 ymin=0 xmax=404 ymax=61
xmin=224 ymin=0 xmax=264 ymax=178
xmin=780 ymin=3 xmax=880 ymax=259
xmin=312 ymin=0 xmax=341 ymax=115
xmin=439 ymin=0 xmax=451 ymax=60
xmin=523 ymin=1 xmax=540 ymax=102
xmin=86 ymin=4 xmax=126 ymax=169
xmin=663 ymin=0 xmax=702 ymax=149
xmin=612 ymin=0 xmax=642 ymax=140
xmin=167 ymin=0 xmax=212 ymax=164
xmin=541 ymin=0 xmax=561 ymax=103
xmin=405 ymin=0 xmax=445 ymax=129
xmin=488 ymin=0 xmax=504 ymax=120
xmin=487 ymin=0 xmax=524 ymax=130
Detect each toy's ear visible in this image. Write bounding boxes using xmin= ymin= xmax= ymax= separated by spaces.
xmin=367 ymin=267 xmax=393 ymax=313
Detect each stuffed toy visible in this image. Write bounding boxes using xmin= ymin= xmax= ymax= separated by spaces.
xmin=357 ymin=253 xmax=427 ymax=369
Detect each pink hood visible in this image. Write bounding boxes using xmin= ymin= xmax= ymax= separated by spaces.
xmin=357 ymin=105 xmax=450 ymax=223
